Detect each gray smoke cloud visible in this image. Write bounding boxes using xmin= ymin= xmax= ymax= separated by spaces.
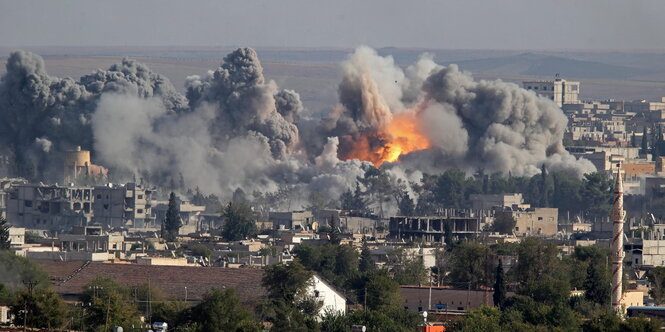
xmin=0 ymin=46 xmax=594 ymax=211
xmin=327 ymin=47 xmax=595 ymax=177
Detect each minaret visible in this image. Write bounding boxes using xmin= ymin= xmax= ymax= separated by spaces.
xmin=611 ymin=169 xmax=625 ymax=313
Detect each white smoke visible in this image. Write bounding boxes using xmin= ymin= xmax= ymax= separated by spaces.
xmin=0 ymin=46 xmax=595 ymax=208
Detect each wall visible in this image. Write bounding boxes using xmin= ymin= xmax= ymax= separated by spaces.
xmin=309 ymin=275 xmax=346 ymax=317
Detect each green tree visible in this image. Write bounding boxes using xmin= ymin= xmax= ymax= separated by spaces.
xmin=492 ymin=213 xmax=515 ymax=234
xmin=187 ymin=288 xmax=260 ymax=332
xmin=514 ymin=238 xmax=570 ymax=305
xmin=641 ymin=126 xmax=649 ymax=155
xmin=81 ymin=277 xmax=141 ymax=331
xmin=163 ymin=192 xmax=182 ymax=242
xmin=452 ymin=306 xmax=501 ymax=332
xmin=261 ymin=262 xmax=319 ymax=331
xmin=493 ymin=260 xmax=506 ymax=308
xmin=398 ymin=191 xmax=415 ymax=216
xmin=0 ymin=250 xmax=49 ymax=288
xmin=222 ymin=201 xmax=258 ymax=241
xmin=359 ymin=238 xmax=375 ymax=273
xmin=581 ymin=172 xmax=613 ymax=219
xmin=435 ymin=168 xmax=467 ymax=209
xmin=388 ymin=248 xmax=428 ymax=285
xmin=449 ymin=241 xmax=494 ymax=289
xmin=364 ymin=271 xmax=402 ymax=310
xmin=12 ymin=287 xmax=67 ymax=330
xmin=583 ymin=256 xmax=611 ymax=306
xmin=0 ymin=217 xmax=10 ymax=250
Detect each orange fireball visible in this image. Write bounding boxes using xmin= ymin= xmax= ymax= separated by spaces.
xmin=341 ymin=111 xmax=431 ymax=166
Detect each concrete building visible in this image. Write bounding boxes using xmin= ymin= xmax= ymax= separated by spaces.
xmin=523 ymin=78 xmax=580 ymax=107
xmin=470 ymin=193 xmax=525 ymax=210
xmin=400 ymin=286 xmax=494 ymax=313
xmin=93 ymin=183 xmax=157 ymax=229
xmin=494 ymin=207 xmax=558 ymax=237
xmin=389 ymin=211 xmax=492 ymax=243
xmin=6 ymin=183 xmax=94 ymax=230
xmin=63 ymin=146 xmax=107 ymax=184
xmin=0 ymin=178 xmax=27 ymax=219
xmin=8 ymin=227 xmax=25 ymax=246
xmin=155 ymin=198 xmax=205 ymax=234
xmin=57 ymin=226 xmax=124 ymax=254
xmin=270 ymin=211 xmax=314 ymax=230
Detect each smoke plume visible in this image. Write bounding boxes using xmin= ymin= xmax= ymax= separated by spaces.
xmin=0 ymin=47 xmax=594 ymax=210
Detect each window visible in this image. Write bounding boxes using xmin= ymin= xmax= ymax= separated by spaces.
xmin=24 ymin=200 xmax=33 ymax=207
xmin=97 ymin=194 xmax=102 ymax=199
xmin=534 ymin=86 xmax=538 ymax=90
xmin=138 ymin=195 xmax=143 ymax=199
xmin=137 ymin=209 xmax=144 ymax=214
xmin=537 ymin=217 xmax=543 ymax=221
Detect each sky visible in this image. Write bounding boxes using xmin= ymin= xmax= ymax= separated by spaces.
xmin=1 ymin=0 xmax=664 ymax=50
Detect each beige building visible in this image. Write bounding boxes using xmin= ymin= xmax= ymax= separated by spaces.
xmin=63 ymin=146 xmax=107 ymax=184
xmin=494 ymin=207 xmax=558 ymax=237
xmin=523 ymin=78 xmax=580 ymax=107
xmin=270 ymin=211 xmax=314 ymax=230
xmin=470 ymin=193 xmax=525 ymax=210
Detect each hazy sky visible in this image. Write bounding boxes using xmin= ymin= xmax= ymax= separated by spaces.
xmin=1 ymin=0 xmax=664 ymax=50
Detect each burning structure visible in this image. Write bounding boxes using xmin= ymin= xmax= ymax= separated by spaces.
xmin=0 ymin=47 xmax=595 ymax=205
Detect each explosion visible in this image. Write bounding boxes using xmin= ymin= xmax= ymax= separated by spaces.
xmin=341 ymin=111 xmax=431 ymax=166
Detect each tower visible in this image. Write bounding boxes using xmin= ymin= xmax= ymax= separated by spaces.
xmin=610 ymin=169 xmax=625 ymax=313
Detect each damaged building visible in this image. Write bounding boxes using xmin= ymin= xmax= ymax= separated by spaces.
xmin=389 ymin=210 xmax=493 ymax=243
xmin=6 ymin=183 xmax=94 ymax=230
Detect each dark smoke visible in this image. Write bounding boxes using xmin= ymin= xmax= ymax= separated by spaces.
xmin=0 ymin=46 xmax=594 ymax=211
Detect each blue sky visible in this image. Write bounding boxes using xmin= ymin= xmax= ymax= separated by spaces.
xmin=1 ymin=0 xmax=663 ymax=50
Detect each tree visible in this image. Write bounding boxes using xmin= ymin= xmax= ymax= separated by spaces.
xmin=222 ymin=201 xmax=257 ymax=241
xmin=641 ymin=126 xmax=649 ymax=155
xmin=435 ymin=169 xmax=467 ymax=209
xmin=583 ymin=257 xmax=611 ymax=306
xmin=581 ymin=172 xmax=613 ymax=219
xmin=81 ymin=277 xmax=141 ymax=331
xmin=11 ymin=287 xmax=67 ymax=330
xmin=0 ymin=217 xmax=10 ymax=250
xmin=261 ymin=262 xmax=319 ymax=331
xmin=387 ymin=248 xmax=428 ymax=285
xmin=493 ymin=260 xmax=506 ymax=308
xmin=364 ymin=271 xmax=402 ymax=310
xmin=492 ymin=213 xmax=515 ymax=234
xmin=453 ymin=306 xmax=501 ymax=332
xmin=163 ymin=192 xmax=182 ymax=242
xmin=187 ymin=288 xmax=261 ymax=332
xmin=449 ymin=241 xmax=494 ymax=289
xmin=398 ymin=191 xmax=415 ymax=216
xmin=359 ymin=238 xmax=375 ymax=273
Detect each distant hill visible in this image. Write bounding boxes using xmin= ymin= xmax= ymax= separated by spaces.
xmin=445 ymin=53 xmax=654 ymax=80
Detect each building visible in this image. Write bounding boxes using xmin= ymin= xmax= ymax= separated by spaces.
xmin=309 ymin=274 xmax=346 ymax=318
xmin=0 ymin=178 xmax=27 ymax=219
xmin=469 ymin=193 xmax=525 ymax=210
xmin=400 ymin=286 xmax=495 ymax=313
xmin=494 ymin=207 xmax=558 ymax=237
xmin=270 ymin=211 xmax=314 ymax=230
xmin=5 ymin=183 xmax=94 ymax=230
xmin=389 ymin=211 xmax=492 ymax=243
xmin=155 ymin=197 xmax=205 ymax=234
xmin=63 ymin=146 xmax=107 ymax=184
xmin=8 ymin=227 xmax=25 ymax=246
xmin=93 ymin=183 xmax=157 ymax=229
xmin=523 ymin=77 xmax=580 ymax=107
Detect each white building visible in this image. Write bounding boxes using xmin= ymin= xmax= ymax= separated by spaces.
xmin=308 ymin=274 xmax=346 ymax=318
xmin=523 ymin=77 xmax=580 ymax=107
